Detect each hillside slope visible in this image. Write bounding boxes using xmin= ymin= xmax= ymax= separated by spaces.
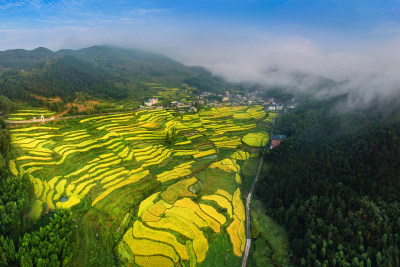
xmin=0 ymin=45 xmax=232 ymax=102
xmin=256 ymin=96 xmax=400 ymax=266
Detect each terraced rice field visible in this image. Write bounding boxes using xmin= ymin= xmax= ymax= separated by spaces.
xmin=122 ymin=189 xmax=231 ymax=265
xmin=7 ymin=108 xmax=55 ymax=121
xmin=149 ymin=83 xmax=196 ymax=101
xmin=11 ymin=105 xmax=272 ymax=266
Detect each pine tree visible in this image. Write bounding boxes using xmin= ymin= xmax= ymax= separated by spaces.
xmin=376 ymin=252 xmax=382 ymax=265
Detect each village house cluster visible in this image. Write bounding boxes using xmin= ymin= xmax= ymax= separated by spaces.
xmin=144 ymin=97 xmax=158 ymax=107
xmin=141 ymin=97 xmax=198 ymax=112
xmin=198 ymin=91 xmax=297 ymax=110
xmin=141 ymin=90 xmax=297 ymax=113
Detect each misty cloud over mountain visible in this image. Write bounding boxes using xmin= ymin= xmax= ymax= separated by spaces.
xmin=2 ymin=26 xmax=400 ymax=107
xmin=162 ymin=33 xmax=400 ymax=106
xmin=0 ymin=0 xmax=399 ymax=106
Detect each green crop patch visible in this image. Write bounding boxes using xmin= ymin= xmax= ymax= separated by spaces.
xmin=242 ymin=132 xmax=269 ymax=147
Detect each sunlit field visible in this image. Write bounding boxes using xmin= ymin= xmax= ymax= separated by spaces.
xmin=11 ymin=105 xmax=272 ymax=266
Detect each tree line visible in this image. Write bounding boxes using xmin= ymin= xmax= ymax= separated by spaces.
xmin=256 ymin=96 xmax=400 ymax=266
xmin=0 ymin=118 xmax=74 ymax=266
xmin=0 ymin=55 xmax=127 ymax=103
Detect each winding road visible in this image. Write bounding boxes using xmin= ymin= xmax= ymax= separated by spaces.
xmin=241 ymin=145 xmax=268 ymax=267
xmin=241 ymin=118 xmax=274 ymax=267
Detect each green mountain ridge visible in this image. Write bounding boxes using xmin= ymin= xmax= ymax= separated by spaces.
xmin=0 ymin=45 xmax=232 ymax=102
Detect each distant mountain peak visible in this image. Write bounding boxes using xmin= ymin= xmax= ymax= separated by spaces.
xmin=32 ymin=47 xmax=54 ymax=53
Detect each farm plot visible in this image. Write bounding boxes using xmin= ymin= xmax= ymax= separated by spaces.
xmin=11 ymin=109 xmax=205 ymax=209
xmin=211 ymin=136 xmax=242 ymax=149
xmin=230 ymin=151 xmax=250 ymax=161
xmin=7 ymin=108 xmax=55 ymax=121
xmin=198 ymin=108 xmax=258 ymax=137
xmin=150 ymin=84 xmax=196 ymax=101
xmin=120 ymin=185 xmax=246 ymax=266
xmin=11 ymin=105 xmax=269 ymax=265
xmin=232 ymin=105 xmax=266 ymax=120
xmin=264 ymin=111 xmax=278 ymax=123
xmin=242 ymin=132 xmax=269 ymax=147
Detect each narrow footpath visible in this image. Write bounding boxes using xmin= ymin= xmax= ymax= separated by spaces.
xmin=3 ymin=111 xmax=137 ymax=125
xmin=3 ymin=107 xmax=171 ymax=125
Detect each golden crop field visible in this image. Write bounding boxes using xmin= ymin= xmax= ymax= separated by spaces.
xmin=160 ymin=177 xmax=197 ymax=203
xmin=264 ymin=111 xmax=278 ymax=123
xmin=7 ymin=108 xmax=55 ymax=121
xmin=242 ymin=132 xmax=269 ymax=147
xmin=202 ymin=194 xmax=234 ymax=218
xmin=230 ymin=151 xmax=250 ymax=160
xmin=10 ymin=105 xmax=274 ymax=266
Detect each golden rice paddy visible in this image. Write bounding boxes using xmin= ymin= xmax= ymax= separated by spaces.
xmin=11 ymin=105 xmax=271 ymax=265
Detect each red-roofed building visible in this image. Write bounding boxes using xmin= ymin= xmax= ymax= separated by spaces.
xmin=270 ymin=134 xmax=287 ymax=148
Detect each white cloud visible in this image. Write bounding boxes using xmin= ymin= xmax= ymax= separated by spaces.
xmin=0 ymin=1 xmax=27 ymax=10
xmin=0 ymin=18 xmax=400 ymax=106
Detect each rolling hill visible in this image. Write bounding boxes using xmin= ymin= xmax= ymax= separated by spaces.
xmin=0 ymin=45 xmax=233 ymax=102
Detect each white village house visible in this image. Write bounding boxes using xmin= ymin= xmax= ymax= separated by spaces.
xmin=144 ymin=97 xmax=159 ymax=107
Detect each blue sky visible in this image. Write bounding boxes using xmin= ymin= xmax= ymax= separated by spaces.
xmin=0 ymin=0 xmax=400 ymax=82
xmin=1 ymin=0 xmax=399 ymax=41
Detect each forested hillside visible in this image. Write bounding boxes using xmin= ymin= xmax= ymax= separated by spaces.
xmin=0 ymin=46 xmax=233 ymax=102
xmin=256 ymin=96 xmax=400 ymax=266
xmin=0 ymin=119 xmax=74 ymax=266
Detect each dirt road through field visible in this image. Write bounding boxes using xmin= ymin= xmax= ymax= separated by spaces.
xmin=241 ymin=117 xmax=274 ymax=267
